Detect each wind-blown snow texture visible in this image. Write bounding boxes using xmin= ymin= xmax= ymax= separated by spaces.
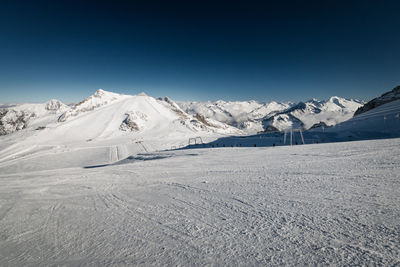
xmin=0 ymin=139 xmax=399 ymax=266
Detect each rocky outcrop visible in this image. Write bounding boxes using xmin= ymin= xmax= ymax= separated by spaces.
xmin=263 ymin=125 xmax=280 ymax=132
xmin=120 ymin=111 xmax=148 ymax=132
xmin=309 ymin=121 xmax=329 ymax=130
xmin=0 ymin=110 xmax=33 ymax=135
xmin=45 ymin=99 xmax=67 ymax=111
xmin=158 ymin=97 xmax=188 ymax=118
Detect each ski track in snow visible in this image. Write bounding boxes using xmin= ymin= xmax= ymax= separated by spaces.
xmin=0 ymin=139 xmax=399 ymax=266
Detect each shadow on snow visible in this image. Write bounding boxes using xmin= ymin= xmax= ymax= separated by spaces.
xmin=84 ymin=152 xmax=198 ymax=169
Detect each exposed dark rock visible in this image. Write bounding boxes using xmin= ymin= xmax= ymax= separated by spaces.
xmin=194 ymin=113 xmax=215 ymax=128
xmin=309 ymin=121 xmax=329 ymax=130
xmin=263 ymin=125 xmax=280 ymax=132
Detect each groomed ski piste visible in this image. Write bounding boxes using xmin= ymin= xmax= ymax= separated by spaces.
xmin=0 ymin=95 xmax=399 ymax=265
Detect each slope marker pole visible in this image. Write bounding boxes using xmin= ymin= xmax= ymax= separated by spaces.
xmin=283 ymin=130 xmax=287 ymax=144
xmin=290 ymin=128 xmax=293 ymax=146
xmin=300 ymin=129 xmax=305 ymax=144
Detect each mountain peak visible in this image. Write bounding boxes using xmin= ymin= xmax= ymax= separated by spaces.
xmin=45 ymin=99 xmax=67 ymax=111
xmin=93 ymin=89 xmax=120 ymax=98
xmin=94 ymin=89 xmax=105 ymax=97
xmin=328 ymin=96 xmax=344 ymax=102
xmin=58 ymin=89 xmax=123 ymax=122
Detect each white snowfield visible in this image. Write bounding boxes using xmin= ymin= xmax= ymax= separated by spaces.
xmin=0 ymin=138 xmax=399 ymax=266
xmin=0 ymin=89 xmax=398 ymax=265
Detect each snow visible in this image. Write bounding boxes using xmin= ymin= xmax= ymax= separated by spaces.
xmin=0 ymin=90 xmax=241 ymax=173
xmin=263 ymin=97 xmax=364 ymax=131
xmin=178 ymin=100 xmax=292 ymax=133
xmin=354 ymin=86 xmax=400 ymax=116
xmin=291 ymin=97 xmax=363 ymax=129
xmin=179 ymin=97 xmax=363 ymax=133
xmin=1 ymin=90 xmax=363 ymax=139
xmin=58 ymin=89 xmax=126 ymax=122
xmin=324 ymin=99 xmax=400 ymax=137
xmin=0 ymin=138 xmax=399 ymax=265
xmin=0 ymin=100 xmax=69 ymax=135
xmin=199 ymin=99 xmax=400 ymax=148
xmin=0 ymin=88 xmax=398 ymax=265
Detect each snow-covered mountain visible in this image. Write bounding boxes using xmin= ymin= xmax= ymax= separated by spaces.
xmin=0 ymin=90 xmax=241 ymax=169
xmin=320 ymin=98 xmax=400 ymax=141
xmin=1 ymin=90 xmax=364 ymax=139
xmin=263 ymin=96 xmax=363 ymax=131
xmin=53 ymin=89 xmax=239 ymax=140
xmin=0 ymin=99 xmax=69 ymax=135
xmin=0 ymin=88 xmax=397 ymax=173
xmin=354 ymin=85 xmax=400 ymax=116
xmin=178 ymin=100 xmax=292 ymax=133
xmin=0 ymin=90 xmax=239 ymax=138
xmin=179 ymin=97 xmax=363 ymax=132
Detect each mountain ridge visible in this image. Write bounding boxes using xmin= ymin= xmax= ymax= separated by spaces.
xmin=1 ymin=90 xmax=364 ymax=136
xmin=179 ymin=96 xmax=363 ymax=132
xmin=354 ymin=85 xmax=400 ymax=116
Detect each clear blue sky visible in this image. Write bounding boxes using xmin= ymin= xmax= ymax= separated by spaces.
xmin=1 ymin=0 xmax=399 ymax=103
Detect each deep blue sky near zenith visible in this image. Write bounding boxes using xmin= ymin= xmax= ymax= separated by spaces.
xmin=1 ymin=0 xmax=399 ymax=103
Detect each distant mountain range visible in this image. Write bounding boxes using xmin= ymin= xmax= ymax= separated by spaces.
xmin=3 ymin=87 xmax=399 ymax=138
xmin=0 ymin=89 xmax=240 ymax=138
xmin=0 ymin=87 xmax=398 ymax=172
xmin=179 ymin=96 xmax=363 ymax=133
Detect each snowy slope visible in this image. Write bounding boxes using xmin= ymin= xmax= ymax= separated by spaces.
xmin=0 ymin=138 xmax=398 ymax=265
xmin=51 ymin=90 xmax=239 ymax=143
xmin=184 ymin=98 xmax=400 ymax=149
xmin=325 ymin=99 xmax=400 ymax=136
xmin=354 ymin=85 xmax=400 ymax=116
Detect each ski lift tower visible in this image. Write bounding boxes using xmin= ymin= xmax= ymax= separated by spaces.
xmin=188 ymin=136 xmax=204 ymax=147
xmin=134 ymin=140 xmax=148 ymax=153
xmin=283 ymin=128 xmax=305 ymax=146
